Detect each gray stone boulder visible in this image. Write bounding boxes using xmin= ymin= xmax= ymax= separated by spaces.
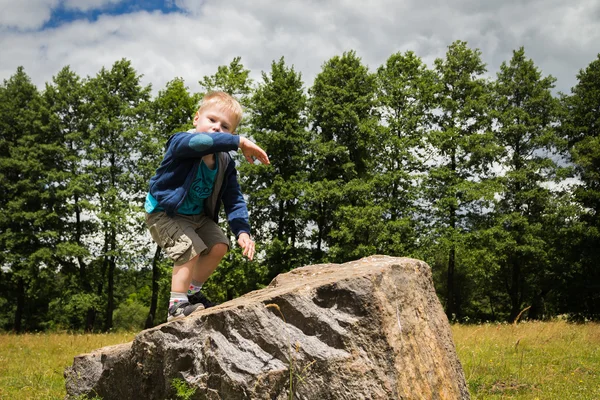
xmin=65 ymin=256 xmax=469 ymax=399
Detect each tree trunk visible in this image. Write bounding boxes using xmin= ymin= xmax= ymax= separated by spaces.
xmin=446 ymin=151 xmax=457 ymax=320
xmin=446 ymin=244 xmax=456 ymax=319
xmin=277 ymin=200 xmax=285 ymax=240
xmin=316 ymin=203 xmax=324 ymax=260
xmin=75 ymin=199 xmax=96 ymax=331
xmin=509 ymin=259 xmax=521 ymax=321
xmin=528 ymin=289 xmax=549 ymax=320
xmin=77 ymin=255 xmax=96 ymax=332
xmin=104 ymin=251 xmax=116 ymax=332
xmin=290 ymin=201 xmax=297 ymax=249
xmin=14 ymin=276 xmax=25 ymax=333
xmin=145 ymin=245 xmax=162 ymax=329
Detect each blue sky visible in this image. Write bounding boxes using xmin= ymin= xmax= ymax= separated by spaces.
xmin=41 ymin=1 xmax=182 ymax=30
xmin=0 ymin=0 xmax=599 ymax=96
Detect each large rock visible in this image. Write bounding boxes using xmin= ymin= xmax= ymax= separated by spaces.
xmin=65 ymin=256 xmax=469 ymax=399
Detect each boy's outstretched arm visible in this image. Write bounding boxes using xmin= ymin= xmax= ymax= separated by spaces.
xmin=237 ymin=232 xmax=255 ymax=260
xmin=239 ymin=137 xmax=270 ymax=165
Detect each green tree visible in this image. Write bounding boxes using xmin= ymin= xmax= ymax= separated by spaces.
xmin=375 ymin=51 xmax=436 ymax=257
xmin=538 ymin=191 xmax=587 ymax=319
xmin=423 ymin=41 xmax=495 ymax=319
xmin=0 ymin=67 xmax=61 ymax=331
xmin=43 ymin=66 xmax=99 ymax=331
xmin=83 ymin=59 xmax=151 ymax=331
xmin=307 ymin=51 xmax=379 ymax=262
xmin=199 ymin=56 xmax=253 ymax=107
xmin=246 ymin=57 xmax=310 ymax=280
xmin=561 ymin=53 xmax=600 ymax=318
xmin=488 ymin=47 xmax=561 ymax=320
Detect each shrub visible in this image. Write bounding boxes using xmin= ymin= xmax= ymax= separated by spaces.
xmin=112 ymin=299 xmax=148 ymax=331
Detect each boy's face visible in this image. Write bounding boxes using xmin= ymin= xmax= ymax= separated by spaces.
xmin=193 ymin=106 xmax=237 ymax=134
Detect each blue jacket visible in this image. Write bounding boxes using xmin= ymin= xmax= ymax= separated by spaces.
xmin=148 ymin=131 xmax=250 ymax=238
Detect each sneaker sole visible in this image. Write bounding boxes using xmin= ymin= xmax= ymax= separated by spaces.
xmin=167 ymin=314 xmax=186 ymax=322
xmin=190 ymin=304 xmax=206 ymax=314
xmin=167 ymin=304 xmax=206 ymax=322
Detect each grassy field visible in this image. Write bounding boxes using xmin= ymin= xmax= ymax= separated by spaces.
xmin=0 ymin=321 xmax=598 ymax=399
xmin=452 ymin=320 xmax=600 ymax=399
xmin=0 ymin=331 xmax=136 ymax=400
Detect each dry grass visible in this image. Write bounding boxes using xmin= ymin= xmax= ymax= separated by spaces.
xmin=452 ymin=320 xmax=600 ymax=399
xmin=0 ymin=331 xmax=135 ymax=400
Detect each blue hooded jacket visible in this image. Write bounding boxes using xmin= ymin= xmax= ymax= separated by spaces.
xmin=148 ymin=131 xmax=250 ymax=238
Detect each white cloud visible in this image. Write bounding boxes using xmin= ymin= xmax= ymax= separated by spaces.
xmin=0 ymin=0 xmax=598 ymax=98
xmin=0 ymin=0 xmax=59 ymax=30
xmin=0 ymin=0 xmax=129 ymax=31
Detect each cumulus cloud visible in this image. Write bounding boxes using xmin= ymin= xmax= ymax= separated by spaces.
xmin=0 ymin=0 xmax=598 ymax=97
xmin=0 ymin=0 xmax=59 ymax=30
xmin=0 ymin=0 xmax=127 ymax=30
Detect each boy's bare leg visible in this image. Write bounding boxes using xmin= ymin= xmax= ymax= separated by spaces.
xmin=191 ymin=243 xmax=228 ymax=284
xmin=169 ymin=255 xmax=204 ymax=320
xmin=171 ymin=255 xmax=199 ymax=293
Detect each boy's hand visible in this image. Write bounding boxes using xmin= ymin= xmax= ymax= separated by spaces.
xmin=239 ymin=137 xmax=270 ymax=165
xmin=237 ymin=232 xmax=255 ymax=260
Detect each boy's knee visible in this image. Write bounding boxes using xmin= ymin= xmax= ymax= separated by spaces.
xmin=209 ymin=243 xmax=228 ymax=258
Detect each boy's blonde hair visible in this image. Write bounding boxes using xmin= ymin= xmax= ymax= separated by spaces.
xmin=198 ymin=91 xmax=243 ymax=131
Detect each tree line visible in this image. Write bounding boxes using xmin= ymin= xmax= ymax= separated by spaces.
xmin=1 ymin=41 xmax=599 ymax=332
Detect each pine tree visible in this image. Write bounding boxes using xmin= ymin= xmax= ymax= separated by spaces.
xmin=423 ymin=41 xmax=495 ymax=319
xmin=246 ymin=57 xmax=310 ymax=280
xmin=0 ymin=67 xmax=60 ymax=331
xmin=561 ymin=53 xmax=600 ymax=317
xmin=375 ymin=51 xmax=436 ymax=257
xmin=489 ymin=47 xmax=561 ymax=320
xmin=307 ymin=51 xmax=379 ymax=262
xmin=44 ymin=66 xmax=99 ymax=330
xmin=199 ymin=56 xmax=253 ymax=107
xmin=83 ymin=59 xmax=151 ymax=331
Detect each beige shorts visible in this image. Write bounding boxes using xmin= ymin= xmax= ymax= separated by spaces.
xmin=145 ymin=212 xmax=229 ymax=266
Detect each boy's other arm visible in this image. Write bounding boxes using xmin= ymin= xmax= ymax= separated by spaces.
xmin=239 ymin=137 xmax=270 ymax=165
xmin=237 ymin=232 xmax=255 ymax=260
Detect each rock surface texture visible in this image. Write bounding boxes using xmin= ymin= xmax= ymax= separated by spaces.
xmin=65 ymin=256 xmax=469 ymax=399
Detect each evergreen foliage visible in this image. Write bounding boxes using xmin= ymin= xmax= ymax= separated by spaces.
xmin=0 ymin=46 xmax=599 ymax=332
xmin=487 ymin=47 xmax=561 ymax=320
xmin=246 ymin=57 xmax=311 ymax=279
xmin=422 ymin=41 xmax=494 ymax=319
xmin=79 ymin=59 xmax=151 ymax=331
xmin=307 ymin=50 xmax=379 ymax=262
xmin=561 ymin=53 xmax=600 ymax=318
xmin=43 ymin=66 xmax=98 ymax=331
xmin=375 ymin=50 xmax=435 ymax=257
xmin=0 ymin=67 xmax=61 ymax=332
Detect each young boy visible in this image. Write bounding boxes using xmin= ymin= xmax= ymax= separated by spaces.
xmin=145 ymin=91 xmax=270 ymax=321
